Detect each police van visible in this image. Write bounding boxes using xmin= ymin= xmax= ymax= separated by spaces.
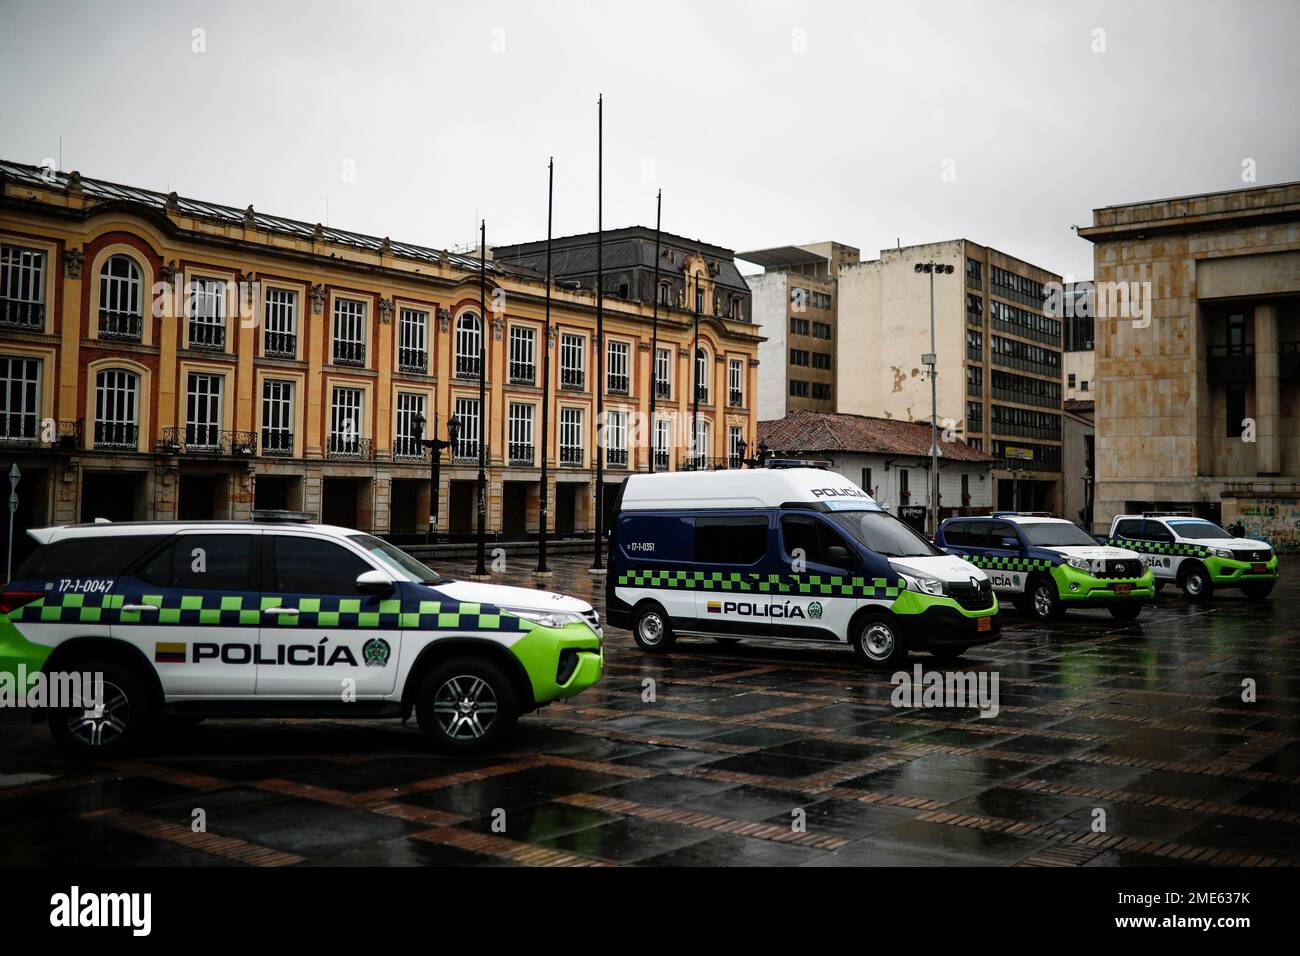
xmin=0 ymin=518 xmax=603 ymax=758
xmin=936 ymin=512 xmax=1154 ymax=621
xmin=605 ymin=468 xmax=1001 ymax=666
xmin=1106 ymin=513 xmax=1280 ymax=600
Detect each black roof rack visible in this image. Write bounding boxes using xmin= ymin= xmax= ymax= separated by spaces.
xmin=250 ymin=510 xmax=313 ymax=524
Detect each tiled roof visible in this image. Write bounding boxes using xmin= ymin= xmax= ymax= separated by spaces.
xmin=1064 ymin=399 xmax=1095 ymax=414
xmin=759 ymin=410 xmax=992 ymax=462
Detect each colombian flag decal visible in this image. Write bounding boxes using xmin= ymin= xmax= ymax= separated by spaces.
xmin=155 ymin=642 xmax=186 ymax=664
xmin=706 ymin=601 xmax=722 ymax=614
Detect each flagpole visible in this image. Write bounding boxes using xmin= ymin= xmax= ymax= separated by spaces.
xmin=648 ymin=188 xmax=661 ymax=473
xmin=475 ymin=218 xmax=488 ymax=577
xmin=536 ymin=159 xmax=554 ymax=574
xmin=591 ymin=93 xmax=605 ymax=572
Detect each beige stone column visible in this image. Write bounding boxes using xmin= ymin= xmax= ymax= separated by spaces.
xmin=1254 ymin=303 xmax=1280 ymax=475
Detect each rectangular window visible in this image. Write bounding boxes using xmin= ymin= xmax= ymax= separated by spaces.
xmin=607 ymin=340 xmax=630 ymax=395
xmin=654 ymin=347 xmax=671 ymax=399
xmin=691 ymin=420 xmax=710 ymax=469
xmin=94 ymin=369 xmax=139 ymax=449
xmin=961 ymin=473 xmax=971 ymax=505
xmin=812 ymin=353 xmax=832 ymax=370
xmin=605 ymin=408 xmax=628 ymax=468
xmin=899 ymin=468 xmax=910 ymax=502
xmin=811 ymin=382 xmax=831 ymax=401
xmin=812 ymin=321 xmax=832 ymax=340
xmin=329 ymin=386 xmax=364 ymax=457
xmin=0 ymin=355 xmax=41 ymax=441
xmin=509 ymin=325 xmax=536 ymax=384
xmin=695 ymin=516 xmax=767 ymax=565
xmin=861 ymin=467 xmax=872 ymax=494
xmin=261 ymin=379 xmax=294 ymax=456
xmin=263 ymin=288 xmax=298 ymax=358
xmin=0 ymin=245 xmax=45 ymax=329
xmin=559 ymin=406 xmax=583 ymax=466
xmin=188 ymin=278 xmax=227 ymax=351
xmin=728 ymin=425 xmax=744 ymax=466
xmin=560 ymin=333 xmax=585 ymax=390
xmin=694 ymin=350 xmax=710 ymax=404
xmin=185 ymin=372 xmax=223 ymax=448
xmin=789 ymin=379 xmax=809 ymax=398
xmin=1067 ymin=373 xmax=1076 ymax=388
xmin=394 ymin=392 xmax=427 ymax=460
xmin=333 ymin=298 xmax=367 ymax=366
xmin=454 ymin=396 xmax=480 ymax=460
xmin=790 ymin=317 xmax=810 ymax=336
xmin=398 ymin=308 xmax=429 ymax=373
xmin=508 ymin=402 xmax=534 ymax=464
xmin=1226 ymin=383 xmax=1246 ymax=438
xmin=728 ymin=358 xmax=744 ymax=406
xmin=654 ymin=418 xmax=670 ymax=470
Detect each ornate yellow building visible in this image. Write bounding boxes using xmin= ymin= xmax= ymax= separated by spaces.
xmin=0 ymin=160 xmax=761 ymax=558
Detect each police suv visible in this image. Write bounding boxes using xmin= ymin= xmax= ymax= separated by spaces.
xmin=936 ymin=512 xmax=1154 ymax=621
xmin=0 ymin=518 xmax=603 ymax=758
xmin=1107 ymin=513 xmax=1280 ymax=600
xmin=606 ymin=468 xmax=1001 ymax=667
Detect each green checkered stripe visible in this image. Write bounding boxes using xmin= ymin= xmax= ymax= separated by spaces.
xmin=959 ymin=554 xmax=1055 ymax=572
xmin=13 ymin=593 xmax=526 ymax=632
xmin=1108 ymin=538 xmax=1207 ymax=558
xmin=617 ymin=569 xmax=904 ymax=599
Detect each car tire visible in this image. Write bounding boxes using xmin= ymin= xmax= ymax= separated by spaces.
xmin=1028 ymin=576 xmax=1064 ymax=622
xmin=1107 ymin=603 xmax=1144 ymax=621
xmin=928 ymin=645 xmax=970 ymax=663
xmin=416 ymin=657 xmax=519 ymax=754
xmin=631 ymin=602 xmax=676 ymax=653
xmin=1179 ymin=562 xmax=1215 ymax=601
xmin=1241 ymin=582 xmax=1274 ymax=601
xmin=48 ymin=659 xmax=153 ymax=761
xmin=851 ymin=614 xmax=908 ymax=668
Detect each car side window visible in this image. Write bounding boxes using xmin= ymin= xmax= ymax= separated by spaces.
xmin=136 ymin=535 xmax=254 ymax=591
xmin=780 ymin=514 xmax=853 ymax=568
xmin=942 ymin=522 xmax=969 ymax=546
xmin=269 ymin=536 xmax=373 ymax=595
xmin=1115 ymin=519 xmax=1143 ymax=539
xmin=989 ymin=522 xmax=1020 ymax=550
xmin=1144 ymin=521 xmax=1174 ymax=543
xmin=695 ymin=516 xmax=767 ymax=566
xmin=964 ymin=519 xmax=991 ymax=548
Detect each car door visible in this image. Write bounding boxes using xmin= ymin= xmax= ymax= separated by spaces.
xmin=775 ymin=512 xmax=859 ymax=641
xmin=114 ymin=531 xmax=262 ymax=698
xmin=692 ymin=513 xmax=773 ymax=638
xmin=1141 ymin=520 xmax=1179 ymax=581
xmin=984 ymin=520 xmax=1030 ymax=595
xmin=257 ymin=532 xmax=401 ymax=698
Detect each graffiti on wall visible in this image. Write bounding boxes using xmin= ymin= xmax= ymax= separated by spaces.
xmin=1234 ymin=499 xmax=1300 ymax=553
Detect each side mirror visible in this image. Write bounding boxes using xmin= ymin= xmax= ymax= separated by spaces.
xmin=825 ymin=545 xmax=855 ymax=567
xmin=356 ymin=569 xmax=396 ymax=595
xmin=1001 ymin=537 xmax=1020 ymax=549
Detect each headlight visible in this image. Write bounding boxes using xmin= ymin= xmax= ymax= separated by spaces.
xmin=506 ymin=608 xmax=586 ymax=629
xmin=900 ymin=573 xmax=945 ymax=596
xmin=1067 ymin=556 xmax=1092 ymax=571
xmin=1212 ymin=548 xmax=1233 ymax=559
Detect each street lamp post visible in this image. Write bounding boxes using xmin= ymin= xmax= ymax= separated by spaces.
xmin=915 ymin=261 xmax=954 ymax=537
xmin=413 ymin=412 xmax=460 ymax=545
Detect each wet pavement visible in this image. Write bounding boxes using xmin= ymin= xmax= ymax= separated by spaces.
xmin=2 ymin=555 xmax=1298 ymax=867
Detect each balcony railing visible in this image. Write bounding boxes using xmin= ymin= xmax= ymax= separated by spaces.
xmin=508 ymin=443 xmax=534 ymax=466
xmin=264 ymin=330 xmax=297 ymax=359
xmin=509 ymin=362 xmax=535 ymax=385
xmin=0 ymin=300 xmax=44 ymax=330
xmin=327 ymin=435 xmax=374 ymax=460
xmin=653 ymin=450 xmax=670 ymax=470
xmin=398 ymin=348 xmax=427 ymax=374
xmin=559 ymin=446 xmax=583 ymax=467
xmin=333 ymin=341 xmax=366 ymax=367
xmin=93 ymin=422 xmax=139 ymax=450
xmin=99 ymin=310 xmax=142 ymax=342
xmin=728 ymin=389 xmax=743 ymax=407
xmin=607 ymin=374 xmax=629 ymax=395
xmin=1 ymin=418 xmax=81 ymax=448
xmin=655 ymin=380 xmax=671 ymax=400
xmin=453 ymin=443 xmax=480 ymax=463
xmin=695 ymin=384 xmax=710 ymax=404
xmin=157 ymin=427 xmax=257 ymax=456
xmin=606 ymin=448 xmax=628 ymax=469
xmin=677 ymin=456 xmax=741 ymax=472
xmin=455 ymin=355 xmax=481 ymax=379
xmin=261 ymin=430 xmax=295 ymax=457
xmin=188 ymin=321 xmax=226 ymax=351
xmin=392 ymin=437 xmax=430 ymax=462
xmin=560 ymin=367 xmax=584 ymax=391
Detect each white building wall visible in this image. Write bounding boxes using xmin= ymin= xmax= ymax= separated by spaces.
xmin=749 ymin=272 xmax=789 ymax=421
xmin=818 ymin=452 xmax=994 ymax=515
xmin=1064 ymin=350 xmax=1096 ymax=401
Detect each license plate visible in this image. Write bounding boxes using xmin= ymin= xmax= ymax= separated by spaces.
xmin=977 ymin=616 xmax=992 ymax=632
xmin=1113 ymin=583 xmax=1132 ymax=596
xmin=1252 ymin=563 xmax=1267 ymax=573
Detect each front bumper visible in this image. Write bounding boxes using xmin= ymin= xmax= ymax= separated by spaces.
xmin=1206 ymin=555 xmax=1281 ymax=585
xmin=891 ymin=590 xmax=1002 ymax=648
xmin=1054 ymin=564 xmax=1155 ymax=604
xmin=508 ymin=621 xmax=604 ymax=706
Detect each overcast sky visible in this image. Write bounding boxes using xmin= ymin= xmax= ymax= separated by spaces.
xmin=2 ymin=0 xmax=1297 ymax=280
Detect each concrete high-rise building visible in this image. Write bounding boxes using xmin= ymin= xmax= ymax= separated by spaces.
xmin=1063 ymin=280 xmax=1096 ymax=402
xmin=738 ymin=242 xmax=860 ymax=421
xmin=837 ymin=239 xmax=1064 ymax=514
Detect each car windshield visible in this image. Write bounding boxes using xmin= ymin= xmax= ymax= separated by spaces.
xmin=828 ymin=510 xmax=942 ymax=557
xmin=1168 ymin=520 xmax=1232 ymax=540
xmin=347 ymin=534 xmax=447 ymax=584
xmin=1020 ymin=522 xmax=1099 ymax=547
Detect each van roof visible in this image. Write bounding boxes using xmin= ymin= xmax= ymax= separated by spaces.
xmin=27 ymin=521 xmax=360 ymax=546
xmin=619 ymin=468 xmax=879 ymax=512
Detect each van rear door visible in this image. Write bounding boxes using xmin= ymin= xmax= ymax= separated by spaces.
xmin=691 ymin=514 xmax=773 ymax=640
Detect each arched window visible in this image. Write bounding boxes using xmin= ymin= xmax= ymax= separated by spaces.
xmin=730 ymin=296 xmax=743 ymax=320
xmin=694 ymin=347 xmax=710 ymax=404
xmin=657 ymin=281 xmax=672 ymax=306
xmin=456 ymin=313 xmax=482 ymax=378
xmin=99 ymin=254 xmax=143 ymax=341
xmin=94 ymin=368 xmax=140 ymax=449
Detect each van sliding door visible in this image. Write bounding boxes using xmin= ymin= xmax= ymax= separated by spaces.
xmin=692 ymin=514 xmax=773 ymax=639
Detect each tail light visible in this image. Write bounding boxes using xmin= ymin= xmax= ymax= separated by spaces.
xmin=0 ymin=591 xmax=43 ymax=616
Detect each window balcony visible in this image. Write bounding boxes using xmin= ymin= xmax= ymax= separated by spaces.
xmin=327 ymin=434 xmax=374 ymax=460
xmin=98 ymin=311 xmax=143 ymax=342
xmin=508 ymin=443 xmax=534 ymax=466
xmin=653 ymin=450 xmax=669 ymax=470
xmin=0 ymin=300 xmax=44 ymax=330
xmin=560 ymin=368 xmax=584 ymax=391
xmin=1 ymin=418 xmax=81 ymax=449
xmin=264 ymin=331 xmax=297 ymax=359
xmin=93 ymin=422 xmax=138 ymax=450
xmin=398 ymin=348 xmax=427 ymax=374
xmin=559 ymin=447 xmax=583 ymax=467
xmin=728 ymin=389 xmax=743 ymax=407
xmin=509 ymin=361 xmax=536 ymax=385
xmin=655 ymin=381 xmax=671 ymax=400
xmin=452 ymin=443 xmax=480 ymax=464
xmin=455 ymin=355 xmax=481 ymax=379
xmin=158 ymin=427 xmax=257 ymax=457
xmin=333 ymin=341 xmax=366 ymax=368
xmin=605 ymin=448 xmax=628 ymax=469
xmin=261 ymin=430 xmax=295 ymax=457
xmin=188 ymin=322 xmax=226 ymax=351
xmin=607 ymin=374 xmax=629 ymax=396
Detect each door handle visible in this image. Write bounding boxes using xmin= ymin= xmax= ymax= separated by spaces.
xmin=263 ymin=606 xmax=299 ymax=617
xmin=120 ymin=604 xmax=158 ymax=613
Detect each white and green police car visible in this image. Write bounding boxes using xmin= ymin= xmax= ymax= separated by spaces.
xmin=0 ymin=518 xmax=603 ymax=758
xmin=1107 ymin=513 xmax=1280 ymax=600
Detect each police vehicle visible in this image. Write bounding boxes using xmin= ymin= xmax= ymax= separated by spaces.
xmin=605 ymin=468 xmax=1001 ymax=667
xmin=1106 ymin=513 xmax=1280 ymax=600
xmin=936 ymin=512 xmax=1154 ymax=621
xmin=0 ymin=518 xmax=603 ymax=759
